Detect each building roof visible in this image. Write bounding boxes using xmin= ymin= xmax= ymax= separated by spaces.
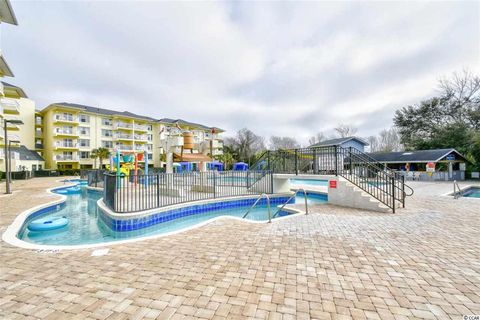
xmin=367 ymin=148 xmax=468 ymax=163
xmin=48 ymin=102 xmax=157 ymax=121
xmin=1 ymin=81 xmax=28 ymax=98
xmin=0 ymin=0 xmax=18 ymax=25
xmin=41 ymin=103 xmax=224 ymax=132
xmin=158 ymin=118 xmax=224 ymax=132
xmin=10 ymin=145 xmax=44 ymax=162
xmin=0 ymin=54 xmax=14 ymax=77
xmin=310 ymin=136 xmax=368 ymax=148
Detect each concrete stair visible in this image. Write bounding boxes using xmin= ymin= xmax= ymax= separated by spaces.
xmin=329 ymin=178 xmax=395 ymax=213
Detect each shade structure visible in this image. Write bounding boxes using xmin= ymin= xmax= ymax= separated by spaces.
xmin=173 ymin=153 xmax=211 ymax=162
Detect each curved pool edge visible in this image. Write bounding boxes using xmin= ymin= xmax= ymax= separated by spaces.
xmin=2 ymin=186 xmax=307 ymax=251
xmin=1 ymin=180 xmax=79 ymax=250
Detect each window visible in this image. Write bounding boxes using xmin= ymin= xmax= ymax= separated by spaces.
xmin=102 ymin=118 xmax=113 ymax=126
xmin=147 ymin=134 xmax=153 ymax=141
xmin=79 ymin=114 xmax=90 ymax=123
xmin=102 ymin=141 xmax=113 ymax=148
xmin=147 ymin=125 xmax=152 ymax=131
xmin=80 ymin=151 xmax=90 ymax=159
xmin=32 ymin=164 xmax=37 ymax=171
xmin=147 ymin=144 xmax=153 ymax=151
xmin=79 ymin=139 xmax=90 ymax=147
xmin=79 ymin=127 xmax=90 ymax=135
xmin=148 ymin=154 xmax=153 ymax=160
xmin=102 ymin=129 xmax=113 ymax=137
xmin=38 ymin=164 xmax=42 ymax=170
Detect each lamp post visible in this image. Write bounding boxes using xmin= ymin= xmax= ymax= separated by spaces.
xmin=3 ymin=119 xmax=24 ymax=194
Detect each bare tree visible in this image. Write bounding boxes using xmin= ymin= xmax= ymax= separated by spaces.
xmin=269 ymin=136 xmax=300 ymax=150
xmin=367 ymin=127 xmax=403 ymax=153
xmin=224 ymin=128 xmax=265 ymax=164
xmin=334 ymin=124 xmax=358 ymax=138
xmin=308 ymin=132 xmax=326 ymax=146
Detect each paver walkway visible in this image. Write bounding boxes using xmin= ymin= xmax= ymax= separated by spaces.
xmin=1 ymin=178 xmax=479 ymax=319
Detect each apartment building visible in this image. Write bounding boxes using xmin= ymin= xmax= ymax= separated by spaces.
xmin=40 ymin=103 xmax=224 ymax=170
xmin=1 ymin=1 xmax=45 ymax=172
xmin=40 ymin=103 xmax=158 ymax=170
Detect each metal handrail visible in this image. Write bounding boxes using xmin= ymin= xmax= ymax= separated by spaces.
xmin=453 ymin=180 xmax=462 ymax=199
xmin=242 ymin=193 xmax=272 ymax=222
xmin=272 ymin=188 xmax=309 ymax=218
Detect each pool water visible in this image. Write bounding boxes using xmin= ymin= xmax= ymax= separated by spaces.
xmin=463 ymin=187 xmax=480 ymax=198
xmin=18 ymin=182 xmax=325 ymax=246
xmin=289 ymin=178 xmax=328 ymax=187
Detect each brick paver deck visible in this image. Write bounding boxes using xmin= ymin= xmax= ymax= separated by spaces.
xmin=1 ymin=178 xmax=479 ymax=319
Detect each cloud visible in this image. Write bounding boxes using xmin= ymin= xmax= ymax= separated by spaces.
xmin=4 ymin=1 xmax=479 ymax=144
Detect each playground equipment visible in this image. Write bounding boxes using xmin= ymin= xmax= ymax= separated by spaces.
xmin=107 ymin=149 xmax=150 ymax=186
xmin=161 ymin=122 xmax=213 ymax=174
xmin=233 ymin=162 xmax=249 ymax=171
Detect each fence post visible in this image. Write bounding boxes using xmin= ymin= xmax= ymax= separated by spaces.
xmin=334 ymin=146 xmax=338 ymax=176
xmin=156 ymin=174 xmax=160 ymax=207
xmin=349 ymin=147 xmax=352 ymax=175
xmin=267 ymin=150 xmax=271 ymax=171
xmin=294 ymin=149 xmax=298 ymax=175
xmin=270 ymin=171 xmax=274 ymax=193
xmin=401 ymin=175 xmax=405 ymax=208
xmin=391 ymin=176 xmax=396 ymax=213
xmin=313 ymin=148 xmax=317 ymax=174
xmin=213 ymin=171 xmax=216 ymax=198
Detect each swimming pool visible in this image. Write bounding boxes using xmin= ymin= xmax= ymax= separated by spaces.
xmin=16 ymin=181 xmax=322 ymax=247
xmin=289 ymin=178 xmax=328 ymax=186
xmin=462 ymin=187 xmax=480 ymax=198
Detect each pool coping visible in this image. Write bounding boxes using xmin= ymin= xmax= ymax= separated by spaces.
xmin=2 ymin=184 xmax=307 ymax=251
xmin=442 ymin=184 xmax=480 ymax=198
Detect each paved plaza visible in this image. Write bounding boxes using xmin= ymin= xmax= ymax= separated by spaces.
xmin=1 ymin=177 xmax=479 ymax=319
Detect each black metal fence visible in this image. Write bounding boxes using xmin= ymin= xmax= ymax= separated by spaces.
xmin=84 ymin=170 xmax=105 ymax=188
xmin=255 ymin=145 xmax=412 ymax=212
xmin=103 ymin=170 xmax=273 ymax=213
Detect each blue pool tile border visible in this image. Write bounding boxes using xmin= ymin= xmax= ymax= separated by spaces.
xmin=100 ymin=196 xmax=296 ymax=232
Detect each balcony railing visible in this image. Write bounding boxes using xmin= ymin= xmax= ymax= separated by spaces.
xmin=116 ymin=145 xmax=133 ymax=151
xmin=55 ymin=128 xmax=77 ymax=136
xmin=55 ymin=154 xmax=79 ymax=161
xmin=54 ymin=114 xmax=77 ymax=122
xmin=114 ymin=122 xmax=133 ymax=129
xmin=134 ymin=134 xmax=147 ymax=141
xmin=134 ymin=124 xmax=148 ymax=131
xmin=35 ymin=118 xmax=43 ymax=126
xmin=55 ymin=142 xmax=78 ymax=148
xmin=1 ymin=98 xmax=20 ymax=114
xmin=115 ymin=133 xmax=133 ymax=140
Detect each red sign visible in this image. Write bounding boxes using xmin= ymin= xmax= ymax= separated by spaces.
xmin=329 ymin=180 xmax=337 ymax=189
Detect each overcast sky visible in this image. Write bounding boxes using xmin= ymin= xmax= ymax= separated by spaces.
xmin=3 ymin=1 xmax=479 ymax=143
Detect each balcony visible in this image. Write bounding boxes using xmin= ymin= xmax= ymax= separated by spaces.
xmin=35 ymin=118 xmax=43 ymax=126
xmin=212 ymin=149 xmax=223 ymax=156
xmin=212 ymin=140 xmax=223 ymax=149
xmin=1 ymin=98 xmax=20 ymax=114
xmin=116 ymin=144 xmax=133 ymax=151
xmin=6 ymin=122 xmax=20 ymax=131
xmin=54 ymin=114 xmax=78 ymax=124
xmin=114 ymin=122 xmax=133 ymax=130
xmin=54 ymin=128 xmax=78 ymax=137
xmin=134 ymin=134 xmax=148 ymax=141
xmin=35 ymin=131 xmax=43 ymax=138
xmin=134 ymin=124 xmax=148 ymax=132
xmin=115 ymin=133 xmax=133 ymax=141
xmin=55 ymin=154 xmax=79 ymax=162
xmin=35 ymin=143 xmax=44 ymax=149
xmin=55 ymin=141 xmax=78 ymax=150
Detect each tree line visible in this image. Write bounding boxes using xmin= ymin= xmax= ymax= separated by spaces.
xmin=218 ymin=70 xmax=479 ymax=171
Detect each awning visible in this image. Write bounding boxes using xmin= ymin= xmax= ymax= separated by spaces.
xmin=173 ymin=153 xmax=211 ymax=162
